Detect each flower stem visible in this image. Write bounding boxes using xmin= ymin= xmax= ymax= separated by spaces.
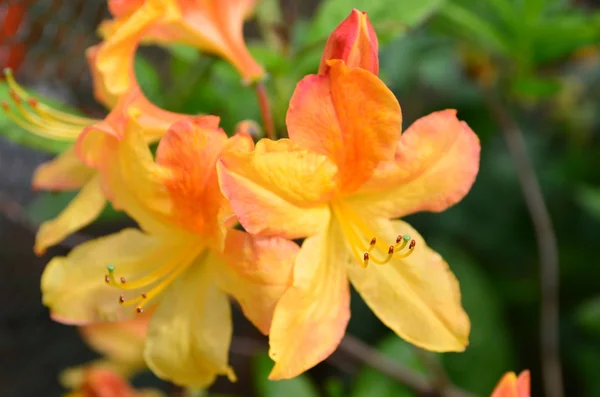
xmin=486 ymin=94 xmax=563 ymax=397
xmin=254 ymin=81 xmax=276 ymax=140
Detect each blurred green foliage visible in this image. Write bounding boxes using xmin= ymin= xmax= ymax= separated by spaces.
xmin=2 ymin=0 xmax=600 ymax=395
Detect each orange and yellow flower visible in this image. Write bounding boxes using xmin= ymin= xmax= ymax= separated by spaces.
xmin=64 ymin=368 xmax=163 ymax=397
xmin=217 ymin=10 xmax=480 ymax=379
xmin=490 ymin=370 xmax=531 ymax=397
xmin=96 ymin=0 xmax=264 ymax=106
xmin=42 ymin=115 xmax=297 ymax=388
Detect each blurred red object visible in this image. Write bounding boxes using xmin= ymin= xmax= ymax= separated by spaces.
xmin=0 ymin=3 xmax=27 ymax=74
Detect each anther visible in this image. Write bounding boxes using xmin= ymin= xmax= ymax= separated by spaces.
xmin=396 ymin=235 xmax=403 ymax=243
xmin=120 ymin=276 xmax=126 ymax=284
xmin=409 ymin=240 xmax=416 ymax=249
xmin=27 ymin=98 xmax=38 ymax=107
xmin=119 ymin=295 xmax=125 ymax=304
xmin=136 ymin=307 xmax=144 ymax=314
xmin=141 ymin=293 xmax=147 ymax=299
xmin=104 ymin=275 xmax=110 ymax=283
xmin=1 ymin=101 xmax=9 ymax=111
xmin=363 ymin=252 xmax=370 ymax=267
xmin=388 ymin=245 xmax=395 ymax=254
xmin=8 ymin=89 xmax=20 ymax=104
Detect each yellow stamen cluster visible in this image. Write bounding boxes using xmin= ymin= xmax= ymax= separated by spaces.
xmin=103 ymin=249 xmax=199 ymax=314
xmin=1 ymin=68 xmax=99 ymax=140
xmin=333 ymin=202 xmax=416 ymax=268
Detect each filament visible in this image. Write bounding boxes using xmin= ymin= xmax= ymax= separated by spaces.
xmin=1 ymin=68 xmax=100 ymax=141
xmin=333 ymin=202 xmax=416 ymax=268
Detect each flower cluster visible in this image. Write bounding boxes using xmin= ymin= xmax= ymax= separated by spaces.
xmin=3 ymin=1 xmax=482 ymax=389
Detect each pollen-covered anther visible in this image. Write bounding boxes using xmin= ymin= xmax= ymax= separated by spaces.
xmin=362 ymin=234 xmax=416 ymax=266
xmin=120 ymin=276 xmax=126 ymax=284
xmin=119 ymin=295 xmax=125 ymax=304
xmin=136 ymin=307 xmax=144 ymax=314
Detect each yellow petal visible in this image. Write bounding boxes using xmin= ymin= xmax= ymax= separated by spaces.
xmin=32 ymin=146 xmax=95 ymax=191
xmin=347 ymin=110 xmax=480 ymax=219
xmin=34 ymin=175 xmax=105 ymax=256
xmin=216 ymin=229 xmax=298 ymax=334
xmin=96 ymin=0 xmax=179 ymax=100
xmin=144 ymin=254 xmax=235 ymax=388
xmin=268 ymin=221 xmax=350 ymax=380
xmin=79 ymin=312 xmax=151 ymax=368
xmin=344 ymin=215 xmax=470 ymax=352
xmin=218 ymin=138 xmax=336 ymax=239
xmin=41 ymin=228 xmax=175 ymax=324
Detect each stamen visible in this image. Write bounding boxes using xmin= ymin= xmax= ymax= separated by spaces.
xmin=1 ymin=68 xmax=99 ymax=141
xmin=332 ymin=202 xmax=418 ymax=268
xmin=103 ymin=248 xmax=203 ymax=315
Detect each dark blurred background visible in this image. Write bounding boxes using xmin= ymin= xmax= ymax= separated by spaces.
xmin=1 ymin=0 xmax=600 ymax=396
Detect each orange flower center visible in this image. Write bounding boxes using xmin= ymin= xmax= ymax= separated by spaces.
xmin=332 ymin=201 xmax=416 ymax=268
xmin=1 ymin=68 xmax=98 ymax=140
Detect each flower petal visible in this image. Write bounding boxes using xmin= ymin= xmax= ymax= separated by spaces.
xmin=144 ymin=254 xmax=235 ymax=388
xmin=491 ymin=372 xmax=518 ymax=397
xmin=319 ymin=9 xmax=379 ymax=75
xmin=345 ymin=216 xmax=470 ymax=352
xmin=287 ymin=60 xmax=401 ymax=193
xmin=517 ymin=370 xmax=531 ymax=397
xmin=32 ymin=146 xmax=95 ymax=191
xmin=218 ymin=138 xmax=336 ymax=239
xmin=41 ymin=228 xmax=174 ymax=324
xmin=80 ymin=312 xmax=151 ymax=368
xmin=34 ymin=176 xmax=106 ymax=256
xmin=96 ymin=0 xmax=179 ymax=100
xmin=347 ymin=110 xmax=480 ymax=218
xmin=268 ymin=222 xmax=350 ymax=380
xmin=176 ymin=0 xmax=264 ymax=82
xmin=217 ymin=229 xmax=298 ymax=334
xmin=154 ymin=116 xmax=229 ymax=240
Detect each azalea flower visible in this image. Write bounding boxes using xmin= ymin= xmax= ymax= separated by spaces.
xmin=1 ymin=74 xmax=184 ymax=254
xmin=96 ymin=0 xmax=264 ymax=104
xmin=490 ymin=370 xmax=531 ymax=397
xmin=217 ymin=10 xmax=481 ymax=379
xmin=62 ymin=314 xmax=159 ymax=397
xmin=42 ymin=115 xmax=298 ymax=388
xmin=63 ymin=367 xmax=164 ymax=397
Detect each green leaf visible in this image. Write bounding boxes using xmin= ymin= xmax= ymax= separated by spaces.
xmin=435 ymin=244 xmax=516 ymax=395
xmin=26 ymin=191 xmax=124 ymax=225
xmin=350 ymin=336 xmax=424 ymax=397
xmin=305 ymin=0 xmax=445 ymax=46
xmin=510 ymin=74 xmax=561 ymax=99
xmin=134 ymin=54 xmax=164 ymax=107
xmin=0 ymin=81 xmax=73 ymax=154
xmin=575 ymin=186 xmax=600 ymax=221
xmin=576 ymin=296 xmax=600 ymax=336
xmin=437 ymin=2 xmax=511 ymax=56
xmin=252 ymin=353 xmax=320 ymax=397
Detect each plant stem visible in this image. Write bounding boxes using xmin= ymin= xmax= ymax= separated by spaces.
xmin=254 ymin=81 xmax=276 ymax=140
xmin=338 ymin=335 xmax=475 ymax=397
xmin=486 ymin=94 xmax=563 ymax=397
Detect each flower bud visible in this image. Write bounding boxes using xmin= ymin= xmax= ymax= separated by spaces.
xmin=318 ymin=9 xmax=379 ymax=75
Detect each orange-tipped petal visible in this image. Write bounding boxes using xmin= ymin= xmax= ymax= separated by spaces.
xmin=217 ymin=229 xmax=298 ymax=334
xmin=268 ymin=223 xmax=350 ymax=380
xmin=491 ymin=370 xmax=531 ymax=397
xmin=108 ymin=0 xmax=145 ymax=18
xmin=347 ymin=110 xmax=480 ymax=219
xmin=80 ymin=368 xmax=149 ymax=397
xmin=217 ymin=138 xmax=337 ymax=240
xmin=517 ymin=370 xmax=531 ymax=397
xmin=319 ymin=9 xmax=379 ymax=75
xmin=174 ymin=0 xmax=264 ymax=83
xmin=287 ymin=60 xmax=401 ymax=193
xmin=32 ymin=146 xmax=95 ymax=191
xmin=154 ymin=116 xmax=231 ymax=243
